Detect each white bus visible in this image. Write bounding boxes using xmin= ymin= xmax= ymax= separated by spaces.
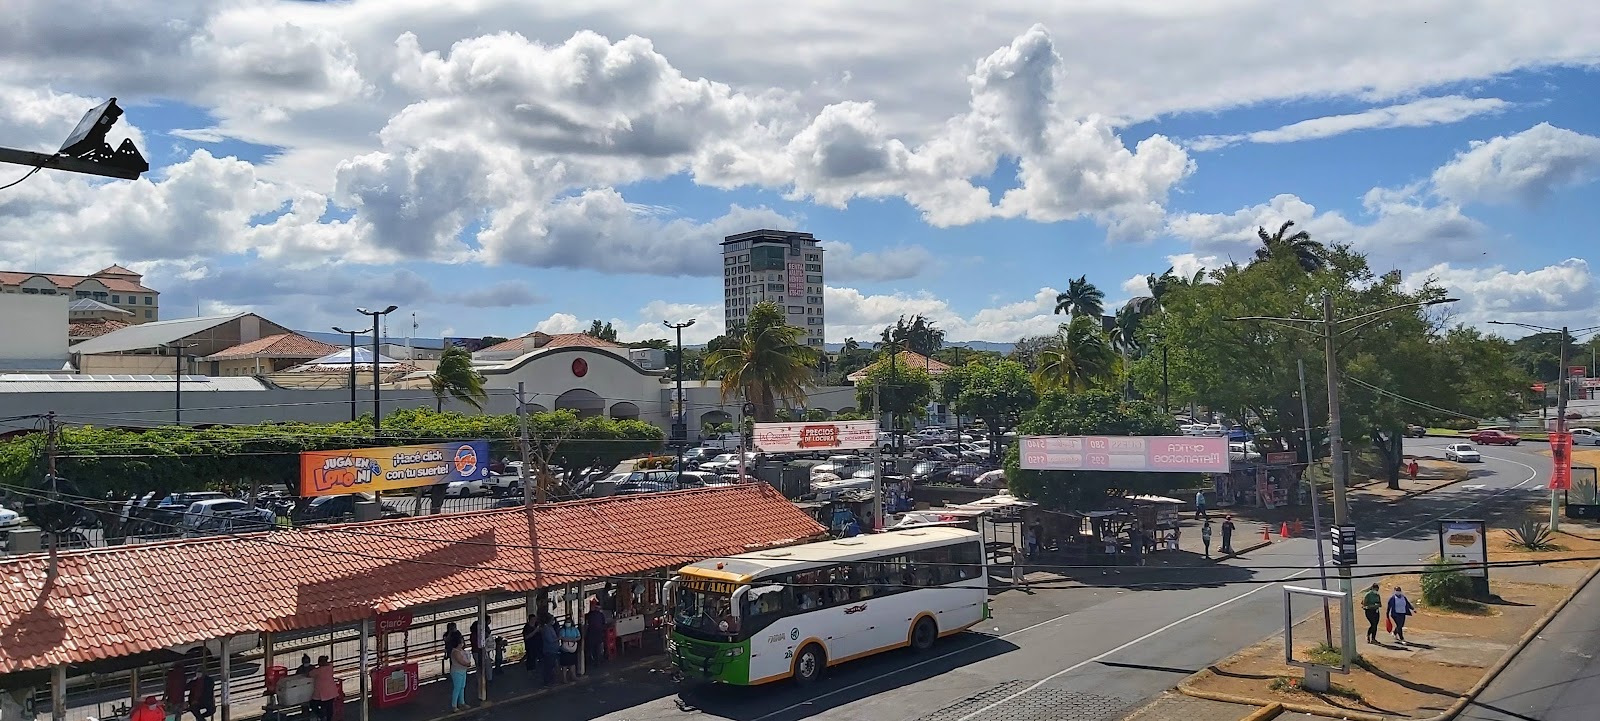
xmin=668 ymin=526 xmax=988 ymax=685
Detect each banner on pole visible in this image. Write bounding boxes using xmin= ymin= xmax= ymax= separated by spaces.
xmin=752 ymin=420 xmax=878 ymax=452
xmin=1550 ymin=432 xmax=1573 ymax=490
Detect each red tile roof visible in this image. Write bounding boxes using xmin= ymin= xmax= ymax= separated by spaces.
xmin=203 ymin=333 xmax=339 ymax=361
xmin=846 ymin=350 xmax=953 ymax=382
xmin=0 ymin=267 xmax=154 ymax=294
xmin=478 ymin=332 xmax=625 ymax=356
xmin=0 ymin=485 xmax=825 ymax=674
xmin=68 ymin=318 xmax=133 ymax=338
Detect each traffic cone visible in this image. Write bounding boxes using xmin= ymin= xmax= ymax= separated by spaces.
xmin=1293 ymin=519 xmax=1304 ymax=536
xmin=1279 ymin=522 xmax=1290 ymax=539
xmin=1262 ymin=524 xmax=1272 ymax=541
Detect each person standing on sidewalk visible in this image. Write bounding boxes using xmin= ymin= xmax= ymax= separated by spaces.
xmin=538 ymin=613 xmax=561 ymax=686
xmin=1407 ymin=459 xmax=1419 ymax=481
xmin=1200 ymin=521 xmax=1213 ymax=557
xmin=1363 ymin=583 xmax=1382 ymax=643
xmin=1220 ymin=516 xmax=1236 ymax=555
xmin=1195 ymin=490 xmax=1207 ymax=519
xmin=309 ymin=656 xmax=339 ymax=721
xmin=1387 ymin=586 xmax=1416 ymax=644
xmin=447 ymin=642 xmax=474 ymax=711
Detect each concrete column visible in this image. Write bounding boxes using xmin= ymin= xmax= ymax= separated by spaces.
xmin=129 ymin=668 xmax=140 ymax=712
xmin=51 ymin=665 xmax=65 ymax=721
xmin=357 ymin=619 xmax=371 ymax=721
xmin=476 ymin=597 xmax=489 ymax=702
xmin=219 ymin=636 xmax=232 ymax=721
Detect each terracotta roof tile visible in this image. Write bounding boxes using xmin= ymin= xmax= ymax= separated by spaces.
xmin=0 ymin=268 xmax=154 ymax=293
xmin=0 ymin=484 xmax=825 ymax=674
xmin=203 ymin=333 xmax=339 ymax=361
xmin=846 ymin=350 xmax=953 ymax=382
xmin=478 ymin=332 xmax=625 ymax=355
xmin=68 ymin=318 xmax=133 ymax=338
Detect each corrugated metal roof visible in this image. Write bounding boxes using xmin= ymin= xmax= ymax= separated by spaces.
xmin=67 ymin=313 xmax=246 ymax=355
xmin=0 ymin=375 xmax=267 ymax=392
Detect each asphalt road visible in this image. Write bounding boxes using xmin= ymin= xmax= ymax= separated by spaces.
xmin=486 ymin=440 xmax=1555 ymax=721
xmin=1458 ymin=551 xmax=1600 ymax=720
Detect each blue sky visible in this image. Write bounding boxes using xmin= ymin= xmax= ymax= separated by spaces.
xmin=1 ymin=2 xmax=1597 ymax=345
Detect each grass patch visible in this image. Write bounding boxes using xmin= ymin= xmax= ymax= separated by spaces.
xmin=1427 ymin=597 xmax=1493 ymax=615
xmin=1304 ymin=643 xmax=1367 ymax=667
xmin=1270 ymin=676 xmax=1364 ymax=701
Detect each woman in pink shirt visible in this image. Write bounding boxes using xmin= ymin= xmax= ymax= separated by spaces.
xmin=310 ymin=657 xmax=339 ymax=721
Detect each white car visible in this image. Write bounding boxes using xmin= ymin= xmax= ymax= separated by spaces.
xmin=1571 ymin=428 xmax=1600 ymax=446
xmin=0 ymin=505 xmax=21 ymax=529
xmin=699 ymin=454 xmax=736 ymax=472
xmin=1444 ymin=443 xmax=1482 ymax=463
xmin=444 ymin=479 xmax=487 ymax=497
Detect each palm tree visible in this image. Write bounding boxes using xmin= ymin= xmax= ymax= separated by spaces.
xmin=1121 ymin=266 xmax=1177 ymax=321
xmin=430 ymin=345 xmax=487 ymax=411
xmin=703 ymin=301 xmax=820 ymax=421
xmin=879 ymin=315 xmax=946 ymax=356
xmin=1053 ymin=275 xmax=1105 ymax=319
xmin=1033 ymin=316 xmax=1116 ymax=391
xmin=1109 ymin=304 xmax=1142 ymax=356
xmin=1253 ymin=220 xmax=1328 ymax=273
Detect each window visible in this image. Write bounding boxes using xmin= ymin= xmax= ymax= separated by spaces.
xmin=21 ymin=287 xmax=38 ymax=294
xmin=145 ymin=309 xmax=153 ymax=318
xmin=726 ymin=256 xmax=737 ymax=265
xmin=808 ymin=317 xmax=822 ymax=325
xmin=76 ymin=291 xmax=90 ymax=298
xmin=751 ymin=245 xmax=786 ymax=271
xmin=805 ymin=274 xmax=823 ymax=284
xmin=805 ymin=263 xmax=822 ymax=272
xmin=767 ymin=283 xmax=784 ymax=291
xmin=110 ymin=294 xmax=120 ymax=303
xmin=787 ymin=305 xmax=804 ymax=314
xmin=809 ymin=338 xmax=823 ymax=346
xmin=805 ymin=253 xmax=820 ymax=261
xmin=806 ymin=296 xmax=821 ymax=304
xmin=144 ymin=296 xmax=153 ymax=305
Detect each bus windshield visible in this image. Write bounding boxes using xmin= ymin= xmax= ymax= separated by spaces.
xmin=673 ymin=583 xmax=740 ymax=637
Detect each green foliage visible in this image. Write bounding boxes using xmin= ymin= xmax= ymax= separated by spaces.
xmin=833 ymin=411 xmax=870 ymax=421
xmin=854 ymin=363 xmax=935 ymax=418
xmin=1421 ymin=558 xmax=1472 ymax=605
xmin=585 ymin=320 xmax=619 ymax=342
xmin=1509 ymin=519 xmax=1557 ymax=551
xmin=948 ymin=361 xmax=1036 ymax=434
xmin=1034 ymin=316 xmax=1116 ymax=392
xmin=430 ymin=345 xmax=488 ymax=411
xmin=1053 ymin=275 xmax=1105 ymax=319
xmin=803 ymin=408 xmax=830 ymax=422
xmin=0 ymin=408 xmax=662 ymax=499
xmin=879 ymin=315 xmax=946 ymax=356
xmin=1438 ymin=418 xmax=1479 ymax=431
xmin=703 ymin=301 xmax=819 ymax=421
xmin=1002 ymin=389 xmax=1185 ymax=509
xmin=1007 ymin=334 xmax=1056 ymax=371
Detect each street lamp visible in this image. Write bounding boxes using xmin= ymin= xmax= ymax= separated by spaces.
xmin=164 ymin=341 xmax=196 ymax=425
xmin=1487 ymin=321 xmax=1600 ymax=530
xmin=0 ymin=97 xmax=150 ymax=182
xmin=357 ymin=305 xmax=398 ymax=434
xmin=1230 ymin=293 xmax=1457 ymax=668
xmin=332 ymin=326 xmax=362 ymax=423
xmin=664 ymin=318 xmax=696 ymax=472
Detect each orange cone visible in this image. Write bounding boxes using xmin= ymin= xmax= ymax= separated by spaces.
xmin=1279 ymin=522 xmax=1290 ymax=539
xmin=1262 ymin=524 xmax=1272 ymax=541
xmin=1293 ymin=519 xmax=1304 ymax=536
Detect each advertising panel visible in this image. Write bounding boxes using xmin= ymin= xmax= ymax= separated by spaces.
xmin=753 ymin=421 xmax=878 ymax=453
xmin=1437 ymin=519 xmax=1488 ymax=578
xmin=786 ymin=261 xmax=805 ymax=295
xmin=1550 ymin=432 xmax=1573 ymax=491
xmin=445 ymin=337 xmax=489 ymax=353
xmin=299 ymin=441 xmax=491 ymax=497
xmin=1020 ymin=435 xmax=1230 ymax=473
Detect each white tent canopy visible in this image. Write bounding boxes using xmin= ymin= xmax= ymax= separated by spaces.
xmin=301 ymin=347 xmax=403 ymax=367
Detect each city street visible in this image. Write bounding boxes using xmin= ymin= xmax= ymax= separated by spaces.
xmin=478 ymin=439 xmax=1555 ymax=721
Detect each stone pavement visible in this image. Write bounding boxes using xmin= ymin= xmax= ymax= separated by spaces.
xmin=1118 ymin=691 xmax=1261 ymax=721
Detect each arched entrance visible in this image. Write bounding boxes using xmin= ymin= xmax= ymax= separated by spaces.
xmin=554 ymin=389 xmax=604 ymax=419
xmin=522 ymin=403 xmax=549 ymax=414
xmin=699 ymin=410 xmax=733 ymax=438
xmin=609 ymin=402 xmax=640 ymax=420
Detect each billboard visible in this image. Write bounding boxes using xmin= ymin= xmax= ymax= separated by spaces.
xmin=787 ymin=262 xmax=805 ymax=295
xmin=1437 ymin=519 xmax=1488 ymax=578
xmin=753 ymin=421 xmax=878 ymax=453
xmin=300 ymin=441 xmax=492 ymax=497
xmin=445 ymin=337 xmax=490 ymax=353
xmin=1021 ymin=435 xmax=1231 ymax=473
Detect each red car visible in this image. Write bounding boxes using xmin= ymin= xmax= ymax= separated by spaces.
xmin=1467 ymin=429 xmax=1521 ymax=446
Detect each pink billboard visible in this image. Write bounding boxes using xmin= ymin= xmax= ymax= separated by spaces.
xmin=787 ymin=262 xmax=805 ymax=294
xmin=1020 ymin=435 xmax=1231 ymax=473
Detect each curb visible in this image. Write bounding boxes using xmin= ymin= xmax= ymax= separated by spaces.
xmin=1378 ymin=474 xmax=1472 ymax=505
xmin=1213 ymin=539 xmax=1272 ymax=562
xmin=1239 ymin=701 xmax=1284 ymax=721
xmin=425 ymin=655 xmax=660 ymax=721
xmin=1176 ymin=559 xmax=1600 ymax=721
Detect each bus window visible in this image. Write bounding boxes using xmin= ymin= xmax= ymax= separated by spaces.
xmin=741 ymin=584 xmax=788 ymax=634
xmin=674 ymin=585 xmax=737 ymax=637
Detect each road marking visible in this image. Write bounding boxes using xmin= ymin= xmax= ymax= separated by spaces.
xmin=1463 ymin=484 xmax=1487 ymax=490
xmin=753 ymin=453 xmax=1542 ymax=721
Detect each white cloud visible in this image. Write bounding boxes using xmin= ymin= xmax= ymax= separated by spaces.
xmin=825 ymin=242 xmax=933 ymax=282
xmin=1431 ymin=123 xmax=1600 ymax=206
xmin=824 ymin=285 xmax=1065 ymax=342
xmin=1189 ymin=95 xmax=1511 ymax=151
xmin=530 ymin=300 xmax=726 ymax=344
xmin=1409 ymin=259 xmax=1599 ymax=331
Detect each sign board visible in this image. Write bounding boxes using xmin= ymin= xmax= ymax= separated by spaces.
xmin=1437 ymin=519 xmax=1488 ymax=578
xmin=299 ymin=441 xmax=492 ymax=496
xmin=1531 ymin=383 xmax=1546 ymax=392
xmin=1020 ymin=436 xmax=1230 ymax=473
xmin=786 ymin=261 xmax=805 ymax=295
xmin=1571 ymin=366 xmax=1588 ymax=378
xmin=1265 ymin=451 xmax=1298 ymax=466
xmin=1566 ymin=466 xmax=1600 ymax=519
xmin=1331 ymin=524 xmax=1357 ymax=566
xmin=753 ymin=420 xmax=878 ymax=453
xmin=1581 ymin=378 xmax=1600 ymax=390
xmin=1550 ymin=432 xmax=1574 ymax=491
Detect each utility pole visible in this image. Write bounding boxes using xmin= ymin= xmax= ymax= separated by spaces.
xmin=333 ymin=326 xmax=361 ymax=422
xmin=167 ymin=341 xmax=196 ymax=425
xmin=1555 ymin=327 xmax=1569 ymax=531
xmin=664 ymin=319 xmax=696 ymax=472
xmin=872 ymin=383 xmax=884 ymax=530
xmin=45 ymin=411 xmax=59 ymax=581
xmin=518 ymin=382 xmax=532 ymax=507
xmin=1161 ymin=345 xmax=1170 ymax=413
xmin=1299 ymin=359 xmax=1332 ymax=646
xmin=1321 ymin=292 xmax=1355 ymax=666
xmin=358 ymin=305 xmax=398 ymax=434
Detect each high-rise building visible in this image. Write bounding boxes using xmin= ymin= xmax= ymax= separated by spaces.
xmin=721 ymin=230 xmax=825 ymax=347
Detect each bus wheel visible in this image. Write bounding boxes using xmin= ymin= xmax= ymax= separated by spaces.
xmin=911 ymin=617 xmax=938 ymax=652
xmin=794 ymin=644 xmax=825 ymax=684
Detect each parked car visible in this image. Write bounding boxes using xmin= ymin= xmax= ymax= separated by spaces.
xmin=492 ymin=497 xmax=527 ymax=509
xmin=296 ymin=493 xmax=407 ymax=522
xmin=910 ymin=461 xmax=952 ymax=483
xmin=1572 ymin=428 xmax=1600 ymax=446
xmin=948 ymin=463 xmax=989 ymax=485
xmin=443 ymin=479 xmax=488 ymax=497
xmin=1444 ymin=443 xmax=1482 ymax=463
xmin=1405 ymin=424 xmax=1428 ymax=438
xmin=0 ymin=504 xmax=21 ymax=529
xmin=1467 ymin=429 xmax=1521 ymax=446
xmin=676 ymin=471 xmax=724 ymax=487
xmin=698 ymin=454 xmax=737 ymax=472
xmin=611 ymin=481 xmax=676 ymax=496
xmin=180 ymin=498 xmax=263 ymax=531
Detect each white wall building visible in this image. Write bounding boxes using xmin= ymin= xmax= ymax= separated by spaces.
xmin=721 ymin=229 xmax=826 ymax=348
xmin=0 ymin=293 xmax=71 ymax=372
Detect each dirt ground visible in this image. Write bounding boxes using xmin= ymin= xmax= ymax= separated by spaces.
xmin=1187 ymin=521 xmax=1600 ymax=718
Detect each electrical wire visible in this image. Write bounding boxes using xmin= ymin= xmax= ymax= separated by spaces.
xmin=0 ymin=166 xmax=41 ymax=191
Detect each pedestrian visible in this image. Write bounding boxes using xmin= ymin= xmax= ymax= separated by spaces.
xmin=558 ymin=621 xmax=581 ymax=681
xmin=1407 ymin=459 xmax=1419 ymax=481
xmin=1164 ymin=528 xmax=1178 ymax=552
xmin=1363 ymin=583 xmax=1382 ymax=643
xmin=1195 ymin=490 xmax=1207 ymax=519
xmin=132 ymin=697 xmax=165 ymax=721
xmin=309 ymin=656 xmax=338 ymax=721
xmin=1220 ymin=516 xmax=1236 ymax=555
xmin=521 ymin=617 xmax=540 ymax=673
xmin=444 ymin=622 xmax=463 ymax=658
xmin=494 ymin=636 xmax=507 ymax=675
xmin=469 ymin=620 xmax=491 ymax=683
xmin=1387 ymin=586 xmax=1416 ymax=643
xmin=1023 ymin=525 xmax=1039 ymax=558
xmin=447 ymin=642 xmax=473 ymax=711
xmin=584 ymin=599 xmax=609 ymax=667
xmin=163 ymin=664 xmax=187 ymax=721
xmin=538 ymin=613 xmax=560 ymax=685
xmin=186 ymin=669 xmax=216 ymax=721
xmin=1200 ymin=521 xmax=1213 ymax=558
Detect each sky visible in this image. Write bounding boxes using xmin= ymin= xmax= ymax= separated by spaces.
xmin=1 ymin=0 xmax=1598 ymax=346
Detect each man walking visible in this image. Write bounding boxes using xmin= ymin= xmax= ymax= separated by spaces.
xmin=1220 ymin=516 xmax=1236 ymax=555
xmin=1195 ymin=490 xmax=1207 ymax=519
xmin=1363 ymin=583 xmax=1382 ymax=643
xmin=1387 ymin=586 xmax=1415 ymax=644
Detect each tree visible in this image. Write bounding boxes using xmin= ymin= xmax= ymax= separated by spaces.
xmin=1253 ymin=220 xmax=1328 ymax=273
xmin=879 ymin=315 xmax=946 ymax=356
xmin=702 ymin=301 xmax=820 ymax=421
xmin=1003 ymin=389 xmax=1184 ymax=509
xmin=585 ymin=320 xmax=619 ymax=342
xmin=1053 ymin=275 xmax=1105 ymax=319
xmin=1008 ymin=334 xmax=1056 ymax=371
xmin=1034 ymin=316 xmax=1116 ymax=392
xmin=855 ymin=362 xmax=935 ymax=420
xmin=627 ymin=338 xmax=671 ymax=350
xmin=430 ymin=345 xmax=487 ymax=412
xmin=948 ymin=361 xmax=1037 ymax=449
xmin=479 ymin=335 xmax=509 ymax=347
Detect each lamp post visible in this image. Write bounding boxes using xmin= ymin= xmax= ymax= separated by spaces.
xmin=1488 ymin=321 xmax=1600 ymax=530
xmin=357 ymin=306 xmax=398 ymax=434
xmin=664 ymin=318 xmax=696 ymax=472
xmin=165 ymin=341 xmax=196 ymax=425
xmin=332 ymin=326 xmax=362 ymax=423
xmin=1230 ymin=293 xmax=1458 ymax=667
